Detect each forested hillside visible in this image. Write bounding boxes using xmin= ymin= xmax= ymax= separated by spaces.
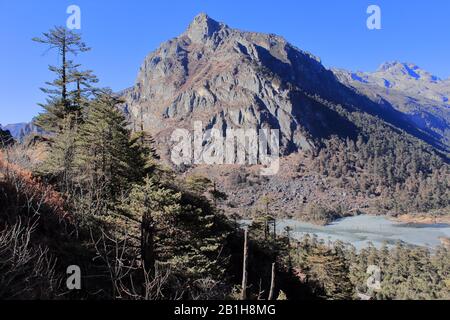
xmin=0 ymin=21 xmax=449 ymax=301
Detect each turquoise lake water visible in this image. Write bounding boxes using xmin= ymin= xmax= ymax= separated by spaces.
xmin=274 ymin=215 xmax=450 ymax=250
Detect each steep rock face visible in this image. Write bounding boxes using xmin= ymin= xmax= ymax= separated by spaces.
xmin=333 ymin=62 xmax=450 ymax=149
xmin=123 ymin=13 xmax=363 ymax=158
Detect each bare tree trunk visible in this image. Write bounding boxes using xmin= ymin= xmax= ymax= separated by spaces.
xmin=62 ymin=35 xmax=68 ymax=111
xmin=141 ymin=209 xmax=155 ymax=274
xmin=268 ymin=262 xmax=276 ymax=300
xmin=264 ymin=219 xmax=268 ymax=240
xmin=241 ymin=228 xmax=249 ymax=300
xmin=273 ymin=218 xmax=276 ymax=239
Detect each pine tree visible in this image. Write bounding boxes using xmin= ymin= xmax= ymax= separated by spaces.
xmin=69 ymin=67 xmax=99 ymax=113
xmin=129 ymin=131 xmax=159 ymax=182
xmin=125 ymin=177 xmax=230 ymax=282
xmin=39 ymin=115 xmax=78 ymax=191
xmin=185 ymin=175 xmax=213 ymax=195
xmin=294 ymin=235 xmax=354 ymax=299
xmin=126 ymin=177 xmax=157 ymax=272
xmin=74 ymin=91 xmax=135 ymax=211
xmin=33 ymin=27 xmax=98 ymax=194
xmin=33 ymin=26 xmax=91 ymax=132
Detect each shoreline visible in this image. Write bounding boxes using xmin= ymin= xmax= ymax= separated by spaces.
xmin=289 ymin=212 xmax=450 ymax=228
xmin=391 ymin=214 xmax=450 ymax=225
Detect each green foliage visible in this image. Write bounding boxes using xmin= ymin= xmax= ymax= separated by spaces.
xmin=73 ymin=92 xmax=137 ymax=211
xmin=303 ymin=203 xmax=341 ymax=225
xmin=306 ymin=92 xmax=450 ymax=216
xmin=312 ymin=132 xmax=449 ymax=214
xmin=354 ymin=243 xmax=450 ymax=300
xmin=38 ymin=115 xmax=77 ymax=191
xmin=292 ymin=236 xmax=354 ymax=299
xmin=292 ymin=235 xmax=450 ymax=300
xmin=33 ymin=27 xmax=99 ymax=195
xmin=185 ymin=175 xmax=213 ymax=194
xmin=124 ymin=177 xmax=231 ymax=282
xmin=129 ymin=130 xmax=159 ymax=177
xmin=70 ymin=68 xmax=98 ymax=108
xmin=33 ymin=27 xmax=93 ymax=133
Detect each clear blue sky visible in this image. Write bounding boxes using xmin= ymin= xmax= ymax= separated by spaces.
xmin=1 ymin=0 xmax=450 ymax=124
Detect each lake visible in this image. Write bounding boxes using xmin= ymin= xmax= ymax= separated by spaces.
xmin=274 ymin=215 xmax=450 ymax=250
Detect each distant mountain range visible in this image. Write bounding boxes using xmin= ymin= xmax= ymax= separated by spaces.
xmin=334 ymin=62 xmax=450 ymax=150
xmin=0 ymin=122 xmax=42 ymax=141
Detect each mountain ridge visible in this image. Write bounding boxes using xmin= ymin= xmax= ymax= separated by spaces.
xmin=333 ymin=61 xmax=450 ymax=150
xmin=1 ymin=122 xmax=43 ymax=141
xmin=123 ymin=13 xmax=449 ymax=158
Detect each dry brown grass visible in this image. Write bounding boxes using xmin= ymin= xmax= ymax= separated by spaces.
xmin=0 ymin=150 xmax=71 ymax=223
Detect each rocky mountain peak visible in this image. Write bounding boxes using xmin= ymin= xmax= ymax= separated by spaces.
xmin=376 ymin=61 xmax=440 ymax=82
xmin=378 ymin=61 xmax=411 ymax=71
xmin=185 ymin=13 xmax=227 ymax=43
xmin=125 ymin=13 xmax=345 ymax=157
xmin=332 ymin=61 xmax=450 ymax=150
